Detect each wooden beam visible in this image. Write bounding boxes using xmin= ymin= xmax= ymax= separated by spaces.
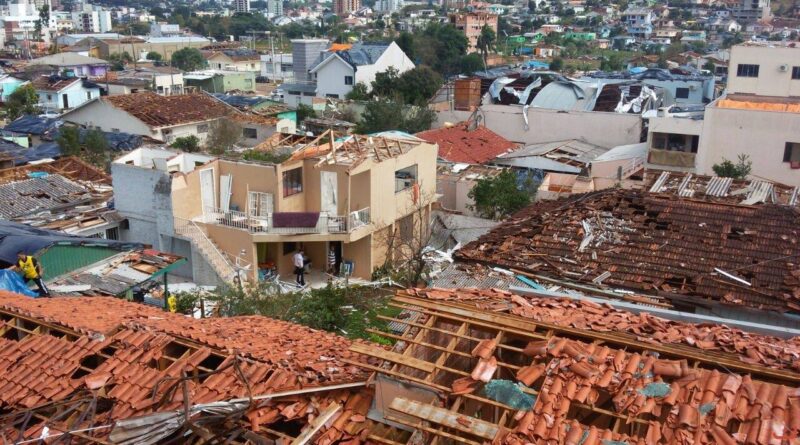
xmin=350 ymin=343 xmax=435 ymax=373
xmin=383 ymin=414 xmax=480 ymax=445
xmin=388 ymin=398 xmax=498 ymax=440
xmin=290 ymin=402 xmax=341 ymax=445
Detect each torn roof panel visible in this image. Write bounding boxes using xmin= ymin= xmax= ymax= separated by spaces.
xmin=456 ymin=188 xmax=800 ymax=312
xmin=416 ymin=123 xmax=517 ymax=164
xmin=103 ymin=92 xmax=232 ymax=128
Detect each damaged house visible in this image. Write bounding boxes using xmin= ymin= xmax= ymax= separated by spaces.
xmin=456 ymin=186 xmax=800 ymax=328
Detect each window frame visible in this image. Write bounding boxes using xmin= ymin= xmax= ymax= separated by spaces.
xmin=282 ymin=167 xmax=303 ymax=197
xmin=344 ymin=75 xmax=354 ymax=86
xmin=736 ymin=63 xmax=759 ymax=78
xmin=675 ymin=87 xmax=690 ymax=99
xmin=242 ymin=127 xmax=258 ymax=139
xmin=792 ymin=66 xmax=800 ymax=80
xmin=395 ymin=164 xmax=418 ymax=193
xmin=784 ymin=142 xmax=800 ymax=164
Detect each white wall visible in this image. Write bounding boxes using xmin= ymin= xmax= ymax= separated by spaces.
xmin=727 ymin=45 xmax=800 ymax=97
xmin=436 ymin=104 xmax=643 ymax=148
xmin=696 ymin=106 xmax=800 ymax=185
xmin=355 ymin=42 xmax=415 ymax=91
xmin=315 ymin=57 xmax=354 ymax=99
xmin=62 ymin=99 xmax=154 ymax=136
xmin=37 ymin=82 xmax=100 ymax=111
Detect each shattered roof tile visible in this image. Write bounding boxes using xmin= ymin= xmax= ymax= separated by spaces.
xmin=416 ymin=123 xmax=517 ymax=164
xmin=104 ymin=92 xmax=232 ymax=128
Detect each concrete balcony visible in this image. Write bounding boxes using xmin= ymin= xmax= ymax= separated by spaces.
xmin=201 ymin=207 xmax=371 ymax=235
xmin=647 ymin=149 xmax=696 ymax=170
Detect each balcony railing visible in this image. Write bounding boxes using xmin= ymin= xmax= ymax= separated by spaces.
xmin=201 ymin=207 xmax=371 ymax=234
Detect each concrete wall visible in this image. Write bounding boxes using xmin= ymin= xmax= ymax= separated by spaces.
xmin=62 ymin=99 xmax=153 ymax=136
xmin=111 ymin=162 xmax=174 ymax=250
xmin=37 ymin=82 xmax=99 ymax=111
xmin=355 ymin=42 xmax=415 ymax=91
xmin=436 ymin=104 xmax=643 ymax=148
xmin=696 ymin=106 xmax=800 ymax=185
xmin=727 ymin=45 xmax=800 ymax=97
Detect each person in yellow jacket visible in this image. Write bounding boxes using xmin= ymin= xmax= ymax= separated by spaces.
xmin=8 ymin=251 xmax=50 ymax=297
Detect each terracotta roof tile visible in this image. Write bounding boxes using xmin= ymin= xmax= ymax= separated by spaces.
xmin=416 ymin=123 xmax=517 ymax=164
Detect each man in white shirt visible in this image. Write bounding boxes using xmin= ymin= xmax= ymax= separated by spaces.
xmin=293 ymin=249 xmax=306 ymax=286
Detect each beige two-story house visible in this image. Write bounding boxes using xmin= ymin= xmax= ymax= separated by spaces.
xmin=171 ymin=133 xmax=438 ymax=282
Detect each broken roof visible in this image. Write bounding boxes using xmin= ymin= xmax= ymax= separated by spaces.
xmin=2 ymin=114 xmax=61 ymax=136
xmin=646 ymin=170 xmax=800 ymax=206
xmin=287 ymin=130 xmax=428 ymax=170
xmin=103 ymin=92 xmax=233 ymax=128
xmin=457 ymin=188 xmax=800 ymax=312
xmin=715 ymin=93 xmax=800 ymax=113
xmin=417 ymin=123 xmax=517 ymax=164
xmin=0 ymin=174 xmax=98 ymax=220
xmin=354 ymin=290 xmax=800 ymax=445
xmin=27 ymin=52 xmax=109 ymax=67
xmin=0 ymin=291 xmax=376 ymax=444
xmin=494 ymin=139 xmax=608 ymax=173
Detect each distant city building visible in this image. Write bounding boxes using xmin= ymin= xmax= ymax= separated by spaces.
xmin=233 ymin=0 xmax=251 ymax=13
xmin=334 ymin=0 xmax=361 ymax=16
xmin=375 ymin=0 xmax=403 ymax=13
xmin=150 ymin=22 xmax=181 ymax=37
xmin=450 ymin=12 xmax=499 ymax=53
xmin=267 ymin=0 xmax=283 ymax=17
xmin=731 ymin=0 xmax=770 ymax=22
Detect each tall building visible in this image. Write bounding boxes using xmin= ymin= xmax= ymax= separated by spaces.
xmin=233 ymin=0 xmax=251 ymax=13
xmin=290 ymin=38 xmax=329 ymax=82
xmin=334 ymin=0 xmax=360 ymax=16
xmin=267 ymin=0 xmax=283 ymax=16
xmin=732 ymin=0 xmax=770 ymax=22
xmin=375 ymin=0 xmax=402 ymax=13
xmin=450 ymin=12 xmax=498 ymax=53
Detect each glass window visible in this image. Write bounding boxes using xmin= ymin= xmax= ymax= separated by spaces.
xmin=675 ymin=87 xmax=690 ymax=99
xmin=792 ymin=66 xmax=800 ymax=80
xmin=345 ymin=75 xmax=354 ymax=85
xmin=784 ymin=142 xmax=800 ymax=164
xmin=282 ymin=167 xmax=303 ymax=197
xmin=242 ymin=127 xmax=258 ymax=138
xmin=736 ymin=64 xmax=759 ymax=77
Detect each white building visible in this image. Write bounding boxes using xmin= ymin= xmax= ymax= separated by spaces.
xmin=309 ymin=42 xmax=414 ymax=100
xmin=233 ymin=0 xmax=251 ymax=13
xmin=375 ymin=0 xmax=403 ymax=13
xmin=260 ymin=53 xmax=293 ymax=81
xmin=267 ymin=0 xmax=283 ymax=17
xmin=1 ymin=0 xmax=57 ymax=43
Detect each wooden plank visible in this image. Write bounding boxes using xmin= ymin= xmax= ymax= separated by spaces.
xmin=341 ymin=359 xmax=449 ymax=393
xmin=366 ymin=435 xmax=406 ymax=445
xmin=388 ymin=397 xmax=498 ymax=440
xmin=384 ymin=414 xmax=480 ymax=445
xmin=349 ymin=343 xmax=435 ymax=373
xmin=290 ymin=402 xmax=341 ymax=445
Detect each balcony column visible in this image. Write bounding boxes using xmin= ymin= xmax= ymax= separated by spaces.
xmin=346 ymin=172 xmax=352 ymax=231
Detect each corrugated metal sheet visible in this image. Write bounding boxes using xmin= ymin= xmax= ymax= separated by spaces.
xmin=39 ymin=245 xmax=118 ymax=279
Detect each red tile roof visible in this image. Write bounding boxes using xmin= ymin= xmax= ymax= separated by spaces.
xmin=104 ymin=92 xmax=232 ymax=128
xmin=403 ymin=287 xmax=800 ymax=373
xmin=0 ymin=292 xmax=375 ymax=443
xmin=457 ymin=189 xmax=800 ymax=312
xmin=416 ymin=123 xmax=517 ymax=164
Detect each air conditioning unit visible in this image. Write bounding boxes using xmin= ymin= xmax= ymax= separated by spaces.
xmin=779 ymin=64 xmax=789 ymax=72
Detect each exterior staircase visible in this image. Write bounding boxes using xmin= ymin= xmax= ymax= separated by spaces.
xmin=174 ymin=218 xmax=249 ymax=284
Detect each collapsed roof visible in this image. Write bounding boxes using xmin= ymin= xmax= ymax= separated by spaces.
xmin=457 ymin=188 xmax=800 ymax=313
xmin=102 ymin=92 xmax=233 ymax=128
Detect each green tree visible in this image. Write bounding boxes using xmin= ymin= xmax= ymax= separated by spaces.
xmin=35 ymin=5 xmax=50 ymax=41
xmin=371 ymin=67 xmax=401 ymax=98
xmin=599 ymin=53 xmax=624 ymax=71
xmin=356 ymin=98 xmax=435 ymax=134
xmin=397 ymin=66 xmax=443 ymax=105
xmin=56 ymin=126 xmax=81 ymax=157
xmin=345 ymin=82 xmax=370 ymax=100
xmin=459 ymin=53 xmax=484 ymax=74
xmin=415 ymin=23 xmax=469 ymax=76
xmin=83 ymin=129 xmax=109 ymax=166
xmin=476 ymin=25 xmax=496 ymax=63
xmin=7 ymin=84 xmax=40 ymax=120
xmin=295 ymin=104 xmax=315 ymax=123
xmin=206 ymin=118 xmax=242 ymax=154
xmin=549 ymin=56 xmax=564 ymax=71
xmin=107 ymin=51 xmax=132 ymax=71
xmin=712 ymin=154 xmax=752 ymax=179
xmin=468 ymin=170 xmax=533 ymax=220
xmin=171 ymin=47 xmax=206 ymax=71
xmin=395 ymin=32 xmax=416 ymax=61
xmin=170 ymin=135 xmax=200 ymax=152
xmin=146 ymin=51 xmax=163 ymax=62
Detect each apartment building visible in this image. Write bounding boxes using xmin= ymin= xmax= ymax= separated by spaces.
xmin=171 ymin=133 xmax=438 ymax=282
xmin=645 ymin=44 xmax=800 ymax=185
xmin=450 ymin=12 xmax=499 ymax=53
xmin=334 ymin=0 xmax=361 ymax=16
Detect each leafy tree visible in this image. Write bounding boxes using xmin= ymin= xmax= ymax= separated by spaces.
xmin=599 ymin=53 xmax=624 ymax=71
xmin=345 ymin=82 xmax=370 ymax=101
xmin=107 ymin=51 xmax=132 ymax=71
xmin=35 ymin=5 xmax=50 ymax=41
xmin=83 ymin=129 xmax=109 ymax=166
xmin=712 ymin=154 xmax=752 ymax=179
xmin=476 ymin=25 xmax=496 ymax=62
xmin=146 ymin=51 xmax=163 ymax=62
xmin=459 ymin=53 xmax=484 ymax=75
xmin=170 ymin=135 xmax=200 ymax=152
xmin=171 ymin=47 xmax=206 ymax=71
xmin=356 ymin=98 xmax=435 ymax=134
xmin=206 ymin=118 xmax=242 ymax=154
xmin=242 ymin=149 xmax=291 ymax=163
xmin=395 ymin=32 xmax=416 ymax=61
xmin=415 ymin=23 xmax=469 ymax=76
xmin=56 ymin=126 xmax=81 ymax=157
xmin=468 ymin=170 xmax=533 ymax=220
xmin=295 ymin=104 xmax=315 ymax=123
xmin=371 ymin=67 xmax=401 ymax=98
xmin=396 ymin=66 xmax=443 ymax=105
xmin=549 ymin=56 xmax=564 ymax=71
xmin=7 ymin=84 xmax=40 ymax=120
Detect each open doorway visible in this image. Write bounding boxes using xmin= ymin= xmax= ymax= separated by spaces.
xmin=327 ymin=241 xmax=342 ymax=275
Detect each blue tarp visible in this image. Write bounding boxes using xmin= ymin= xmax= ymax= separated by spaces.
xmin=0 ymin=220 xmax=142 ymax=265
xmin=0 ymin=142 xmax=62 ymax=165
xmin=0 ymin=270 xmax=38 ymax=297
xmin=2 ymin=114 xmax=61 ymax=136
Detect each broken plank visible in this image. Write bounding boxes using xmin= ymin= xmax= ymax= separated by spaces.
xmin=388 ymin=397 xmax=498 ymax=441
xmin=349 ymin=343 xmax=435 ymax=373
xmin=290 ymin=402 xmax=341 ymax=445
